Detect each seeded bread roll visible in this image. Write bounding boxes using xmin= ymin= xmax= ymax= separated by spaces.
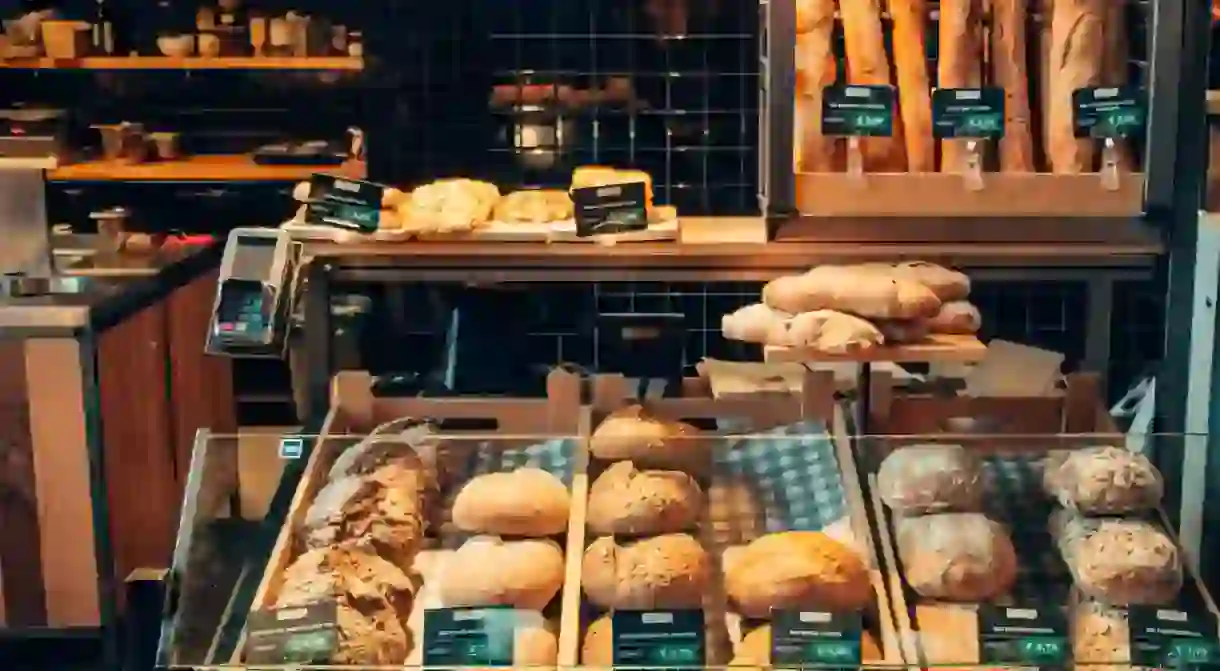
xmin=582 ymin=534 xmax=710 ymax=609
xmin=1050 ymin=510 xmax=1182 ymax=605
xmin=1043 ymin=447 xmax=1163 ymax=515
xmin=590 ymin=406 xmax=708 ymax=476
xmin=877 ymin=444 xmax=984 ymax=515
xmin=730 ymin=624 xmax=883 ymax=667
xmin=301 ymin=463 xmax=427 ymax=568
xmin=762 ymin=266 xmax=942 ymax=320
xmin=587 ymin=461 xmax=703 ymax=535
xmin=896 ymin=513 xmax=1017 ymax=601
xmin=924 ymin=301 xmax=983 ymax=335
xmin=275 ymin=546 xmax=415 ymax=665
xmin=451 ymin=467 xmax=571 ymax=537
xmin=724 ymin=531 xmax=873 ymax=618
xmin=435 ymin=536 xmax=565 ymax=610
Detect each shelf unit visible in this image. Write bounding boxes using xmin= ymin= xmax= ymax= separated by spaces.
xmin=47 ymin=156 xmax=366 ymax=182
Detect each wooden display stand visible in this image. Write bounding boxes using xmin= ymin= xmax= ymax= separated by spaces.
xmin=764 ymin=334 xmax=988 ymax=364
xmin=860 ymin=372 xmax=1220 ymax=667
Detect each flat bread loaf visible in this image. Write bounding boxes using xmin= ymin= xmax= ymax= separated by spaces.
xmin=724 ymin=531 xmax=873 ymax=618
xmin=589 ymin=406 xmax=708 ymax=476
xmin=586 ymin=461 xmax=703 ymax=535
xmin=451 ymin=467 xmax=571 ymax=537
xmin=895 ymin=513 xmax=1017 ymax=601
xmin=435 ymin=536 xmax=565 ymax=610
xmin=1049 ymin=510 xmax=1182 ymax=605
xmin=877 ymin=444 xmax=984 ymax=515
xmin=1044 ymin=447 xmax=1163 ymax=515
xmin=582 ymin=533 xmax=710 ymax=609
xmin=762 ymin=266 xmax=942 ymax=319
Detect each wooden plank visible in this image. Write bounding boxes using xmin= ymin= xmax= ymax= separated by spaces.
xmin=0 ymin=56 xmax=362 ymax=70
xmin=49 ymin=155 xmax=366 ymax=182
xmin=0 ymin=339 xmax=46 ymax=626
xmin=764 ymin=334 xmax=988 ymax=364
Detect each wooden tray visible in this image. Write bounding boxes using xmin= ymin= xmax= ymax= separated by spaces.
xmin=862 ymin=372 xmax=1220 ymax=667
xmin=231 ymin=369 xmax=585 ymax=666
xmin=765 ymin=334 xmax=988 ymax=365
xmin=569 ymin=372 xmax=904 ymax=667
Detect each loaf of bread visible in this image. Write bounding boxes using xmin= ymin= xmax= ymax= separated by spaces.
xmin=506 ymin=614 xmax=560 ymax=669
xmin=875 ymin=319 xmax=930 ymax=344
xmin=762 ymin=266 xmax=942 ymax=320
xmin=876 ymin=444 xmax=984 ymax=515
xmin=1072 ymin=599 xmax=1132 ymax=671
xmin=582 ymin=533 xmax=711 ymax=609
xmin=924 ymin=301 xmax=982 ymax=334
xmin=889 ymin=0 xmax=935 ymax=172
xmin=730 ymin=624 xmax=883 ymax=667
xmin=402 ymin=179 xmax=500 ymax=233
xmin=301 ymin=463 xmax=427 ymax=567
xmin=328 ymin=421 xmax=439 ymax=481
xmin=435 ymin=536 xmax=565 ymax=610
xmin=992 ymin=0 xmax=1037 ymax=172
xmin=275 ymin=546 xmax=415 ymax=665
xmin=794 ymin=13 xmax=840 ymax=172
xmin=587 ymin=461 xmax=703 ymax=535
xmin=1043 ymin=447 xmax=1163 ymax=514
xmin=895 ymin=513 xmax=1017 ymax=601
xmin=1050 ymin=510 xmax=1182 ymax=605
xmin=840 ymin=0 xmax=906 ymax=171
xmin=1048 ymin=0 xmax=1105 ymax=173
xmin=938 ymin=0 xmax=984 ymax=172
xmin=494 ymin=189 xmax=574 ymax=223
xmin=722 ymin=303 xmax=793 ymax=345
xmin=724 ymin=531 xmax=873 ymax=618
xmin=589 ymin=406 xmax=708 ymax=476
xmin=451 ymin=467 xmax=571 ymax=537
xmin=779 ymin=310 xmax=886 ymax=353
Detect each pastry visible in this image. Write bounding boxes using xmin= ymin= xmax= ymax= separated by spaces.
xmin=730 ymin=624 xmax=883 ymax=667
xmin=451 ymin=467 xmax=571 ymax=537
xmin=582 ymin=534 xmax=710 ymax=609
xmin=586 ymin=461 xmax=703 ymax=535
xmin=895 ymin=513 xmax=1017 ymax=601
xmin=300 ymin=463 xmax=427 ymax=568
xmin=402 ymin=179 xmax=500 ymax=233
xmin=1043 ymin=447 xmax=1162 ymax=514
xmin=925 ymin=301 xmax=983 ymax=334
xmin=724 ymin=531 xmax=873 ymax=618
xmin=762 ymin=266 xmax=942 ymax=320
xmin=435 ymin=536 xmax=565 ymax=610
xmin=589 ymin=406 xmax=708 ymax=476
xmin=275 ymin=546 xmax=415 ymax=665
xmin=876 ymin=444 xmax=983 ymax=515
xmin=1050 ymin=511 xmax=1181 ymax=605
xmin=721 ymin=303 xmax=792 ymax=345
xmin=778 ymin=310 xmax=885 ymax=353
xmin=494 ymin=189 xmax=574 ymax=223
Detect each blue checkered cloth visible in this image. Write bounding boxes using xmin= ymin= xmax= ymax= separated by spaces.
xmin=466 ymin=437 xmax=577 ymax=484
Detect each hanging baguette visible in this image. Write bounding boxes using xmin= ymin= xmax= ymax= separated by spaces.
xmin=841 ymin=0 xmax=907 ymax=171
xmin=1047 ymin=0 xmax=1105 ymax=173
xmin=794 ymin=0 xmax=841 ymax=172
xmin=888 ymin=0 xmax=935 ymax=172
xmin=1101 ymin=1 xmax=1134 ymax=170
xmin=991 ymin=0 xmax=1036 ymax=172
xmin=938 ymin=0 xmax=984 ymax=172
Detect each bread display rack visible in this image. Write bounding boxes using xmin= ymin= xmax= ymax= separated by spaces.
xmin=861 ymin=371 xmax=1220 ymax=668
xmin=573 ymin=371 xmax=905 ymax=668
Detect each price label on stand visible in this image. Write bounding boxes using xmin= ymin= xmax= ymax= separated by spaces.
xmin=932 ymin=88 xmax=1006 ymax=139
xmin=1128 ymin=607 xmax=1220 ymax=666
xmin=612 ymin=610 xmax=705 ymax=667
xmin=245 ymin=600 xmax=339 ymax=664
xmin=821 ymin=85 xmax=895 ymax=137
xmin=977 ymin=604 xmax=1068 ymax=667
xmin=1072 ymin=87 xmax=1148 ymax=139
xmin=771 ymin=610 xmax=864 ymax=666
xmin=304 ymin=173 xmax=385 ymax=234
xmin=572 ymin=182 xmax=649 ymax=237
xmin=423 ymin=606 xmax=517 ymax=667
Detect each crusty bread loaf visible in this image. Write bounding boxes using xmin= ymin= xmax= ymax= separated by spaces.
xmin=1050 ymin=510 xmax=1182 ymax=605
xmin=589 ymin=406 xmax=708 ymax=476
xmin=889 ymin=0 xmax=935 ymax=172
xmin=402 ymin=179 xmax=500 ymax=233
xmin=451 ymin=467 xmax=571 ymax=537
xmin=762 ymin=266 xmax=942 ymax=320
xmin=924 ymin=301 xmax=982 ymax=334
xmin=938 ymin=0 xmax=984 ymax=172
xmin=779 ymin=310 xmax=886 ymax=353
xmin=895 ymin=513 xmax=1017 ymax=601
xmin=435 ymin=536 xmax=565 ymax=610
xmin=730 ymin=624 xmax=883 ymax=667
xmin=875 ymin=319 xmax=931 ymax=344
xmin=1043 ymin=447 xmax=1163 ymax=515
xmin=724 ymin=531 xmax=873 ymax=618
xmin=328 ymin=422 xmax=438 ymax=482
xmin=877 ymin=444 xmax=983 ymax=515
xmin=1048 ymin=0 xmax=1105 ymax=173
xmin=721 ymin=303 xmax=793 ymax=345
xmin=301 ymin=463 xmax=427 ymax=568
xmin=582 ymin=534 xmax=711 ymax=609
xmin=587 ymin=461 xmax=703 ymax=535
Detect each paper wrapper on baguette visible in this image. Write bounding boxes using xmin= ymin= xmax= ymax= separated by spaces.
xmin=724 ymin=531 xmax=873 ymax=618
xmin=571 ymin=165 xmax=655 ymax=212
xmin=730 ymin=624 xmax=883 ymax=668
xmin=589 ymin=406 xmax=708 ymax=476
xmin=582 ymin=612 xmax=732 ymax=666
xmin=275 ymin=546 xmax=415 ymax=665
xmin=1049 ymin=510 xmax=1182 ymax=605
xmin=581 ymin=533 xmax=710 ymax=609
xmin=895 ymin=513 xmax=1017 ymax=601
xmin=451 ymin=467 xmax=571 ymax=537
xmin=1043 ymin=446 xmax=1163 ymax=515
xmin=762 ymin=266 xmax=942 ymax=319
xmin=877 ymin=444 xmax=984 ymax=515
xmin=300 ymin=463 xmax=427 ymax=568
xmin=587 ymin=461 xmax=703 ymax=535
xmin=435 ymin=536 xmax=565 ymax=610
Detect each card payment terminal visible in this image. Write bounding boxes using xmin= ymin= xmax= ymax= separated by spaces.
xmin=205 ymin=228 xmax=298 ymax=358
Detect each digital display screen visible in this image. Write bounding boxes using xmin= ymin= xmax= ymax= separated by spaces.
xmin=230 ymin=236 xmax=278 ymax=279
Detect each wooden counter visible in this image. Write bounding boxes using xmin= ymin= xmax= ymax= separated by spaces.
xmin=49 ymin=155 xmax=365 ymax=182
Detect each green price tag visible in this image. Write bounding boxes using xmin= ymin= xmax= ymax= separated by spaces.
xmin=1072 ymin=87 xmax=1147 ymax=139
xmin=612 ymin=610 xmax=705 ymax=667
xmin=573 ymin=181 xmax=649 ymax=237
xmin=305 ymin=173 xmax=385 ymax=234
xmin=821 ymin=85 xmax=895 ymax=137
xmin=422 ymin=606 xmax=516 ymax=668
xmin=932 ymin=87 xmax=1006 ymax=140
xmin=978 ymin=604 xmax=1068 ymax=667
xmin=1129 ymin=606 xmax=1220 ymax=667
xmin=245 ymin=600 xmax=339 ymax=665
xmin=771 ymin=610 xmax=864 ymax=667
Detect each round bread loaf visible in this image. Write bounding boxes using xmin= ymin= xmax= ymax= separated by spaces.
xmin=724 ymin=531 xmax=873 ymax=618
xmin=582 ymin=534 xmax=710 ymax=609
xmin=1043 ymin=447 xmax=1163 ymax=515
xmin=1049 ymin=511 xmax=1181 ymax=605
xmin=895 ymin=513 xmax=1017 ymax=601
xmin=451 ymin=467 xmax=571 ymax=537
xmin=876 ymin=444 xmax=983 ymax=515
xmin=590 ymin=406 xmax=708 ymax=476
xmin=301 ymin=463 xmax=427 ymax=567
xmin=436 ymin=536 xmax=565 ymax=610
xmin=586 ymin=461 xmax=703 ymax=535
xmin=730 ymin=624 xmax=883 ymax=667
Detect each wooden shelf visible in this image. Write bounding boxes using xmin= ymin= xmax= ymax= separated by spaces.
xmin=0 ymin=56 xmax=363 ymax=70
xmin=48 ymin=155 xmax=366 ymax=182
xmin=764 ymin=334 xmax=988 ymax=364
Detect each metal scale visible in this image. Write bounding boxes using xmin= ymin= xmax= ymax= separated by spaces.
xmin=204 ymin=227 xmax=301 ymax=358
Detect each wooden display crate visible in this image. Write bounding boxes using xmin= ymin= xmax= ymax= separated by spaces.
xmin=860 ymin=371 xmax=1220 ymax=667
xmin=233 ymin=369 xmax=585 ymax=666
xmin=568 ymin=372 xmax=905 ymax=667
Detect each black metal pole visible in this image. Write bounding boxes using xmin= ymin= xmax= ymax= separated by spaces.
xmin=304 ymin=261 xmax=334 ymax=422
